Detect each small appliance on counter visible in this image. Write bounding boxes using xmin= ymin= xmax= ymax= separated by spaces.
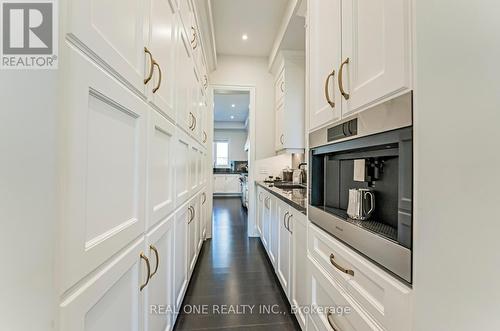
xmin=282 ymin=167 xmax=293 ymax=182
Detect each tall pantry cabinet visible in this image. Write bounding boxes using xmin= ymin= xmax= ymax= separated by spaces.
xmin=58 ymin=0 xmax=212 ymax=330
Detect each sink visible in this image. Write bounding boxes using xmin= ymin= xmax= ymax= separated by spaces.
xmin=272 ymin=183 xmax=306 ymax=189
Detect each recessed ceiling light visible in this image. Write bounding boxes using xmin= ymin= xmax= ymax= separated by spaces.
xmin=231 ymin=104 xmax=235 ymax=108
xmin=242 ymin=34 xmax=248 ymax=41
xmin=230 ymin=115 xmax=235 ymax=119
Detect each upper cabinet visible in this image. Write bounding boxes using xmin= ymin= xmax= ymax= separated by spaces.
xmin=308 ymin=0 xmax=412 ymax=131
xmin=272 ymin=51 xmax=306 ymax=153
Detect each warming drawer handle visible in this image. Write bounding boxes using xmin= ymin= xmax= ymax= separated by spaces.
xmin=327 ymin=310 xmax=340 ymax=331
xmin=329 ymin=253 xmax=354 ymax=276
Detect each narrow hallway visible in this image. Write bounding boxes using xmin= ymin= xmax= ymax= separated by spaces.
xmin=174 ymin=197 xmax=301 ymax=330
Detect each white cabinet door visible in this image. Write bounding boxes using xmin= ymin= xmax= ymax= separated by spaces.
xmin=148 ymin=109 xmax=175 ymax=230
xmin=175 ymin=129 xmax=190 ymax=206
xmin=200 ymin=191 xmax=208 ymax=241
xmin=144 ymin=215 xmax=175 ymax=331
xmin=66 ymin=0 xmax=147 ymax=95
xmin=187 ymin=198 xmax=199 ymax=276
xmin=291 ymin=212 xmax=308 ymax=330
xmin=60 ymin=239 xmax=145 ymax=331
xmin=269 ymin=197 xmax=279 ymax=267
xmin=308 ymin=0 xmax=342 ymax=131
xmin=256 ymin=188 xmax=264 ymax=236
xmin=60 ymin=48 xmax=146 ymax=292
xmin=189 ymin=144 xmax=199 ymax=193
xmin=341 ymin=0 xmax=411 ymax=115
xmin=275 ymin=103 xmax=285 ymax=152
xmin=225 ymin=175 xmax=241 ymax=194
xmin=146 ymin=0 xmax=177 ymax=121
xmin=213 ymin=175 xmax=225 ymax=193
xmin=277 ymin=201 xmax=291 ymax=298
xmin=173 ymin=204 xmax=189 ymax=311
xmin=275 ymin=67 xmax=285 ymax=106
xmin=175 ymin=26 xmax=195 ymax=132
xmin=262 ymin=194 xmax=271 ymax=251
xmin=198 ymin=149 xmax=204 ymax=187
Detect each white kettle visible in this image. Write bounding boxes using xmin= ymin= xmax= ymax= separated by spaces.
xmin=347 ymin=188 xmax=375 ymax=220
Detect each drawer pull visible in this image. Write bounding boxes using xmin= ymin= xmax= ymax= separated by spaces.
xmin=324 ymin=69 xmax=336 ymax=108
xmin=152 ymin=61 xmax=162 ymax=93
xmin=140 ymin=253 xmax=151 ymax=291
xmin=327 ymin=310 xmax=339 ymax=331
xmin=144 ymin=47 xmax=154 ymax=84
xmin=338 ymin=57 xmax=350 ymax=100
xmin=329 ymin=253 xmax=354 ymax=276
xmin=283 ymin=211 xmax=289 ymax=229
xmin=149 ymin=245 xmax=159 ymax=279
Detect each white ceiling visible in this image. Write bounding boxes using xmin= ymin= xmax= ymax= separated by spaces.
xmin=211 ymin=0 xmax=288 ymax=57
xmin=214 ymin=90 xmax=250 ymax=123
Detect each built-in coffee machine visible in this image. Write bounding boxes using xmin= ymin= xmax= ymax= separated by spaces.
xmin=309 ymin=94 xmax=413 ymax=284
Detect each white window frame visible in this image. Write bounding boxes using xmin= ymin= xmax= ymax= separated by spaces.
xmin=213 ymin=139 xmax=230 ymax=168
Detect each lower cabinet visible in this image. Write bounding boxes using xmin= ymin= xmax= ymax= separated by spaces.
xmin=213 ymin=174 xmax=241 ymax=194
xmin=187 ymin=196 xmax=200 ymax=276
xmin=173 ymin=203 xmax=189 ymax=311
xmin=144 ymin=215 xmax=175 ymax=331
xmin=276 ymin=199 xmax=292 ymax=297
xmin=59 ymin=238 xmax=145 ymax=331
xmin=290 ymin=212 xmax=308 ymax=330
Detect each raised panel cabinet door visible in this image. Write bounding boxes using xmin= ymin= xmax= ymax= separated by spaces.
xmin=187 ymin=198 xmax=198 ymax=276
xmin=173 ymin=204 xmax=189 ymax=311
xmin=256 ymin=189 xmax=264 ymax=236
xmin=291 ymin=212 xmax=308 ymax=329
xmin=60 ymin=48 xmax=146 ymax=293
xmin=341 ymin=0 xmax=411 ymax=115
xmin=262 ymin=194 xmax=270 ymax=251
xmin=226 ymin=175 xmax=241 ymax=194
xmin=144 ymin=215 xmax=175 ymax=331
xmin=269 ymin=197 xmax=279 ymax=267
xmin=66 ymin=0 xmax=147 ymax=95
xmin=146 ymin=0 xmax=177 ymax=121
xmin=275 ymin=104 xmax=285 ymax=152
xmin=200 ymin=191 xmax=208 ymax=240
xmin=189 ymin=144 xmax=200 ymax=193
xmin=59 ymin=238 xmax=145 ymax=331
xmin=175 ymin=26 xmax=195 ymax=132
xmin=277 ymin=201 xmax=291 ymax=297
xmin=148 ymin=109 xmax=175 ymax=230
xmin=308 ymin=0 xmax=342 ymax=131
xmin=175 ymin=129 xmax=190 ymax=206
xmin=198 ymin=149 xmax=204 ymax=187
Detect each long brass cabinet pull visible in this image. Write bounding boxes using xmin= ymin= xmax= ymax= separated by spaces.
xmin=329 ymin=253 xmax=354 ymax=276
xmin=203 ymin=131 xmax=207 ymax=143
xmin=191 ymin=26 xmax=198 ymax=49
xmin=189 ymin=112 xmax=195 ymax=129
xmin=287 ymin=214 xmax=292 ymax=233
xmin=140 ymin=253 xmax=151 ymax=291
xmin=326 ymin=310 xmax=339 ymax=331
xmin=280 ymin=81 xmax=285 ymax=92
xmin=152 ymin=61 xmax=162 ymax=93
xmin=192 ymin=115 xmax=197 ymax=130
xmin=283 ymin=212 xmax=289 ymax=229
xmin=324 ymin=69 xmax=336 ymax=108
xmin=202 ymin=192 xmax=206 ymax=204
xmin=280 ymin=134 xmax=284 ymax=145
xmin=149 ymin=245 xmax=159 ymax=279
xmin=144 ymin=47 xmax=154 ymax=84
xmin=338 ymin=58 xmax=350 ymax=100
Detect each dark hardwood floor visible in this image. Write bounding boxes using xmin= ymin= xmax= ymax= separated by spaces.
xmin=174 ymin=197 xmax=301 ymax=331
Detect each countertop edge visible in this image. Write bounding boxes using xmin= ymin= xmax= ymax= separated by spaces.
xmin=256 ymin=182 xmax=307 ymax=215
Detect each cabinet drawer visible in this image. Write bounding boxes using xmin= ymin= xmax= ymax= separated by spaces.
xmin=310 ymin=259 xmax=380 ymax=331
xmin=308 ymin=224 xmax=411 ymax=330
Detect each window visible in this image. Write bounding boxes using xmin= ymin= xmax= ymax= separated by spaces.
xmin=214 ymin=140 xmax=229 ymax=167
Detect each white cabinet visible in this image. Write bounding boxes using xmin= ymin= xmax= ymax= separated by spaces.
xmin=307 ymin=0 xmax=342 ymax=131
xmin=269 ymin=196 xmax=279 ymax=268
xmin=175 ymin=129 xmax=191 ymax=206
xmin=213 ymin=174 xmax=241 ymax=194
xmin=190 ymin=144 xmax=200 ymax=193
xmin=272 ymin=52 xmax=305 ymax=153
xmin=291 ymin=212 xmax=308 ymax=330
xmin=277 ymin=199 xmax=292 ymax=298
xmin=187 ymin=197 xmax=200 ymax=276
xmin=307 ymin=0 xmax=412 ymax=130
xmin=256 ymin=188 xmax=265 ymax=236
xmin=308 ymin=223 xmax=412 ymax=331
xmin=148 ymin=109 xmax=175 ymax=230
xmin=262 ymin=193 xmax=272 ymax=251
xmin=59 ymin=239 xmax=145 ymax=331
xmin=60 ymin=48 xmax=147 ymax=293
xmin=173 ymin=203 xmax=189 ymax=311
xmin=175 ymin=27 xmax=196 ymax=133
xmin=200 ymin=190 xmax=208 ymax=242
xmin=144 ymin=215 xmax=175 ymax=331
xmin=145 ymin=0 xmax=177 ymax=121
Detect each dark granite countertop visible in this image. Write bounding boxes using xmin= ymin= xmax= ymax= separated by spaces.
xmin=213 ymin=170 xmax=248 ymax=175
xmin=256 ymin=181 xmax=307 ymax=215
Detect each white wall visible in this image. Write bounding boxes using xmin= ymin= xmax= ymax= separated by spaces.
xmin=413 ymin=1 xmax=500 ymax=330
xmin=254 ymin=154 xmax=292 ymax=181
xmin=0 ymin=71 xmax=57 ymax=330
xmin=210 ymin=55 xmax=275 ymax=160
xmin=213 ymin=129 xmax=248 ymax=163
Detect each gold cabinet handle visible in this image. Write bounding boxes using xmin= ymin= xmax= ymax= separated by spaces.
xmin=338 ymin=57 xmax=350 ymax=100
xmin=324 ymin=69 xmax=336 ymax=108
xmin=286 ymin=214 xmax=293 ymax=233
xmin=152 ymin=61 xmax=162 ymax=93
xmin=202 ymin=192 xmax=206 ymax=204
xmin=202 ymin=131 xmax=207 ymax=143
xmin=144 ymin=47 xmax=154 ymax=84
xmin=187 ymin=206 xmax=192 ymax=223
xmin=329 ymin=253 xmax=354 ymax=276
xmin=280 ymin=134 xmax=284 ymax=145
xmin=140 ymin=253 xmax=151 ymax=291
xmin=203 ymin=75 xmax=208 ymax=88
xmin=190 ymin=26 xmax=198 ymax=50
xmin=283 ymin=211 xmax=289 ymax=229
xmin=192 ymin=115 xmax=197 ymax=131
xmin=149 ymin=245 xmax=159 ymax=279
xmin=188 ymin=112 xmax=195 ymax=129
xmin=280 ymin=80 xmax=285 ymax=92
xmin=326 ymin=310 xmax=339 ymax=331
